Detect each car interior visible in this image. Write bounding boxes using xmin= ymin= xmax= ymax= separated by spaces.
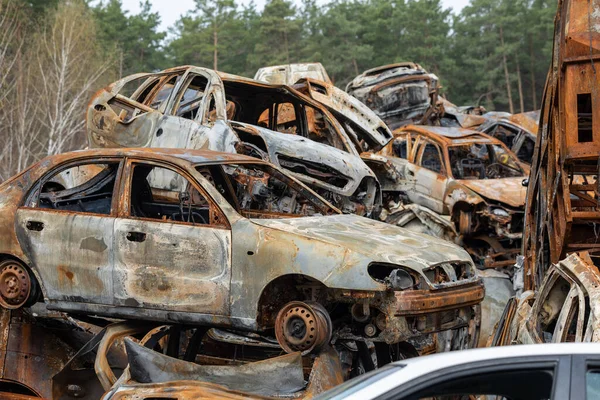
xmin=129 ymin=165 xmax=212 ymax=225
xmin=38 ymin=163 xmax=119 ymax=215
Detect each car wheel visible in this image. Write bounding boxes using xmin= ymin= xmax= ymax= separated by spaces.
xmin=0 ymin=260 xmax=34 ymax=309
xmin=275 ymin=301 xmax=332 ymax=355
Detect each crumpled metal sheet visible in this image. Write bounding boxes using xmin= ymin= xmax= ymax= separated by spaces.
xmin=124 ymin=338 xmax=305 ymax=396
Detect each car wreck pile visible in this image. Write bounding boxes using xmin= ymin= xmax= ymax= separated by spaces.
xmin=1 ymin=0 xmax=598 ymax=396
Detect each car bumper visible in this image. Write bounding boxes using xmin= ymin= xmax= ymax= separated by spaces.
xmin=393 ymin=280 xmax=485 ymax=316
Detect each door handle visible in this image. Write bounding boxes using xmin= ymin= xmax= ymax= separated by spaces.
xmin=126 ymin=232 xmax=146 ymax=243
xmin=26 ymin=221 xmax=44 ymax=231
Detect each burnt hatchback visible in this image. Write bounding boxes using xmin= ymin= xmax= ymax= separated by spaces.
xmin=0 ymin=148 xmax=483 ymax=356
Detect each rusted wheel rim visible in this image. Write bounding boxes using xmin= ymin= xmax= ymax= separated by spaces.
xmin=275 ymin=301 xmax=332 ymax=354
xmin=0 ymin=262 xmax=31 ymax=309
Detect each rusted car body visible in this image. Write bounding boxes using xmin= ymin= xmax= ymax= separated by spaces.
xmin=254 ymin=62 xmax=332 ymax=85
xmin=373 ymin=125 xmax=528 ymax=269
xmin=0 ymin=148 xmax=483 ymax=359
xmin=346 ymin=63 xmax=439 ymax=130
xmin=477 ymin=114 xmax=538 ymax=165
xmin=491 ymin=252 xmax=600 ymax=346
xmin=87 ymin=66 xmax=386 ymax=215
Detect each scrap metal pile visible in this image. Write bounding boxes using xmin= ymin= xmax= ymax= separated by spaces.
xmin=1 ymin=0 xmax=599 ymax=397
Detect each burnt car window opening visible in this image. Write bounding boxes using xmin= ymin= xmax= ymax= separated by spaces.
xmin=419 ymin=143 xmax=443 ymax=173
xmin=448 ymin=143 xmax=523 ymax=179
xmin=118 ymin=76 xmax=158 ymax=101
xmin=536 ymin=274 xmax=571 ymax=342
xmin=392 ymin=137 xmax=408 ymax=159
xmin=129 ymin=164 xmax=213 ymax=225
xmin=275 ymin=102 xmax=299 ymax=134
xmin=305 ymin=105 xmax=343 ymax=149
xmin=175 ymin=75 xmax=209 ymax=119
xmin=213 ymin=163 xmax=333 ymax=217
xmin=37 ymin=163 xmax=119 ymax=215
xmin=488 ymin=124 xmax=520 ymax=148
xmin=517 ymin=135 xmax=535 ymax=164
xmin=148 ymin=75 xmax=180 ymax=110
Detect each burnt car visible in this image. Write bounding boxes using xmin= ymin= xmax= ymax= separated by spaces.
xmin=491 ymin=252 xmax=600 ymax=346
xmin=0 ymin=148 xmax=483 ymax=358
xmin=254 ymin=62 xmax=332 ymax=85
xmin=373 ymin=125 xmax=528 ymax=269
xmin=477 ymin=114 xmax=538 ymax=165
xmin=87 ymin=66 xmax=388 ymax=216
xmin=346 ymin=63 xmax=439 ymax=130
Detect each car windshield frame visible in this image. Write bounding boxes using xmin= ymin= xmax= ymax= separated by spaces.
xmin=193 ymin=160 xmax=340 ymax=217
xmin=447 ymin=142 xmax=525 ymax=180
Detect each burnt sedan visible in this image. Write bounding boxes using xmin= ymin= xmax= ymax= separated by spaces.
xmin=0 ymin=148 xmax=483 ymax=357
xmin=374 ymin=125 xmax=529 ymax=269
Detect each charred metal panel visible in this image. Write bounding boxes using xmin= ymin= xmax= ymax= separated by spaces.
xmin=113 ymin=218 xmax=231 ymax=314
xmin=15 ymin=209 xmax=115 ymax=304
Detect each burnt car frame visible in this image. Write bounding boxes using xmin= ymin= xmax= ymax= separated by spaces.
xmin=0 ymin=148 xmax=483 ymax=356
xmin=346 ymin=63 xmax=439 ymax=130
xmin=478 ymin=117 xmax=537 ymax=165
xmin=372 ymin=125 xmax=528 ymax=269
xmin=87 ymin=66 xmax=390 ymax=216
xmin=491 ymin=252 xmax=600 ymax=346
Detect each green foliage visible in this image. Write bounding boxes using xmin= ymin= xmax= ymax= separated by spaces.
xmin=92 ymin=0 xmax=166 ymax=75
xmin=9 ymin=0 xmax=558 ymax=112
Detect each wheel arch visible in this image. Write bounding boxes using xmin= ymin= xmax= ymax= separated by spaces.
xmin=256 ymin=274 xmax=329 ymax=329
xmin=0 ymin=253 xmax=45 ymax=304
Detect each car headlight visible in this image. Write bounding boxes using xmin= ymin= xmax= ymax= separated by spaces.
xmin=368 ymin=263 xmax=416 ymax=290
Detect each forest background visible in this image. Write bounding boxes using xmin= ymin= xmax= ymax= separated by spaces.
xmin=0 ymin=0 xmax=556 ymax=180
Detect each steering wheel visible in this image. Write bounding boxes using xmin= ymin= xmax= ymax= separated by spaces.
xmin=485 ymin=163 xmax=503 ymax=178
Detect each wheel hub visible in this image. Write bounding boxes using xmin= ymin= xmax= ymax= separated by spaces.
xmin=275 ymin=301 xmax=332 ymax=354
xmin=0 ymin=263 xmax=31 ymax=309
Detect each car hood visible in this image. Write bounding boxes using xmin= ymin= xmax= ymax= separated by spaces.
xmin=231 ymin=121 xmax=376 ymax=197
xmin=457 ymin=177 xmax=526 ymax=208
xmin=250 ymin=214 xmax=472 ymax=271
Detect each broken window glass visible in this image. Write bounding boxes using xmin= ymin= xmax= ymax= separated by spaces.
xmin=217 ymin=163 xmax=332 ymax=217
xmin=129 ymin=164 xmax=214 ymax=225
xmin=36 ymin=163 xmax=119 ymax=215
xmin=448 ymin=144 xmax=523 ymax=179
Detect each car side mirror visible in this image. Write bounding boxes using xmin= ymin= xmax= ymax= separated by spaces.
xmin=522 ymin=178 xmax=529 ymax=187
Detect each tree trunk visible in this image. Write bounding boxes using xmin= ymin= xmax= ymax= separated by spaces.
xmin=530 ymin=36 xmax=537 ymax=110
xmin=517 ymin=59 xmax=525 ymax=113
xmin=284 ymin=28 xmax=290 ymax=64
xmin=213 ymin=21 xmax=218 ymax=71
xmin=352 ymin=58 xmax=359 ymax=76
xmin=499 ymin=25 xmax=515 ymax=114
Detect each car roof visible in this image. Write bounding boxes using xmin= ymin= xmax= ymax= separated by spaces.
xmin=399 ymin=125 xmax=498 ymax=145
xmin=48 ymin=148 xmax=261 ymax=166
xmin=395 ymin=343 xmax=600 ymax=369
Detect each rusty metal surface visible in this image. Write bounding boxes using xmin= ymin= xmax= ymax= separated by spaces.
xmin=492 ymin=252 xmax=600 ymax=345
xmin=523 ymin=0 xmax=600 ymax=290
xmin=87 ymin=65 xmax=380 ymax=215
xmin=374 ymin=124 xmax=527 ymax=269
xmin=0 ymin=148 xmax=483 ymax=359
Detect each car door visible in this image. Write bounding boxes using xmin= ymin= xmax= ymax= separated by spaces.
xmin=152 ymin=70 xmax=227 ymax=152
xmin=14 ymin=159 xmax=123 ymax=305
xmin=409 ymin=139 xmax=447 ymax=214
xmin=571 ymin=354 xmax=600 ymax=399
xmin=112 ymin=158 xmax=232 ymax=317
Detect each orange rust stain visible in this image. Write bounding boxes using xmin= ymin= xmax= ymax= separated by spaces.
xmin=57 ymin=265 xmax=74 ymax=285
